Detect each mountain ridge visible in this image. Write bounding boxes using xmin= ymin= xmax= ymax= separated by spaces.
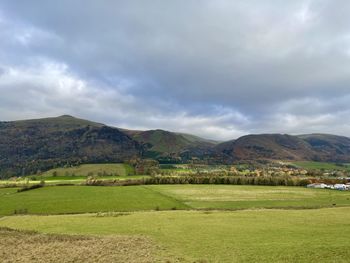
xmin=1 ymin=115 xmax=350 ymax=177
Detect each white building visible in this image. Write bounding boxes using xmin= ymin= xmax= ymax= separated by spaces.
xmin=307 ymin=183 xmax=328 ymax=189
xmin=334 ymin=184 xmax=347 ymax=190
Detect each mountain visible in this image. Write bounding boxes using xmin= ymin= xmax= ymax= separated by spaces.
xmin=216 ymin=134 xmax=315 ymax=161
xmin=2 ymin=115 xmax=350 ymax=177
xmin=123 ymin=129 xmax=218 ymax=161
xmin=215 ymin=133 xmax=350 ymax=162
xmin=0 ymin=115 xmax=141 ymax=177
xmin=297 ymin=134 xmax=350 ymax=162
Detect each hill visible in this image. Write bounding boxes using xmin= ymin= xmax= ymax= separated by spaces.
xmin=0 ymin=115 xmax=141 ymax=177
xmin=2 ymin=115 xmax=350 ymax=177
xmin=216 ymin=133 xmax=350 ymax=162
xmin=297 ymin=134 xmax=350 ymax=162
xmin=123 ymin=129 xmax=218 ymax=161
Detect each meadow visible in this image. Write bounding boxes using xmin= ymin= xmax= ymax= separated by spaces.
xmin=33 ymin=163 xmax=135 ymax=177
xmin=147 ymin=184 xmax=350 ymax=210
xmin=1 ymin=208 xmax=350 ymax=262
xmin=0 ymin=186 xmax=189 ymax=215
xmin=1 ymin=166 xmax=350 ymax=262
xmin=1 ymin=185 xmax=350 ymax=216
xmin=0 ymin=163 xmax=150 ymax=186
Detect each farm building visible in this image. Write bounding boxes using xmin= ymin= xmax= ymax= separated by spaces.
xmin=334 ymin=184 xmax=349 ymax=190
xmin=307 ymin=183 xmax=328 ymax=189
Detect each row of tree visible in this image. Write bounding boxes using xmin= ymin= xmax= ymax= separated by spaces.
xmin=86 ymin=175 xmax=313 ymax=187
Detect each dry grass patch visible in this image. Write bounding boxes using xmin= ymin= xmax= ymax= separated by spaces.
xmin=0 ymin=227 xmax=163 ymax=263
xmin=151 ymin=185 xmax=319 ymax=202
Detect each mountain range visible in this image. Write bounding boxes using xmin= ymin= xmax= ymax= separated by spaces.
xmin=1 ymin=115 xmax=350 ymax=177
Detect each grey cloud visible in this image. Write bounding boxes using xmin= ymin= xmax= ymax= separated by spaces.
xmin=0 ymin=0 xmax=350 ymax=139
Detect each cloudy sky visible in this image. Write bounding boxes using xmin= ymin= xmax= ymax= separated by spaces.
xmin=1 ymin=0 xmax=350 ymax=140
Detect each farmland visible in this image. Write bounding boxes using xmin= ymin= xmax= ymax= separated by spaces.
xmin=1 ymin=163 xmax=350 ymax=262
xmin=1 ymin=185 xmax=350 ymax=216
xmin=147 ymin=185 xmax=350 ymax=210
xmin=1 ymin=208 xmax=350 ymax=262
xmin=37 ymin=163 xmax=136 ymax=177
xmin=0 ymin=186 xmax=189 ymax=215
xmin=0 ymin=163 xmax=150 ymax=186
xmin=0 ymin=227 xmax=163 ymax=263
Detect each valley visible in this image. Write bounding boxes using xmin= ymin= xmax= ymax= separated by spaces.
xmin=1 ymin=116 xmax=350 ymax=262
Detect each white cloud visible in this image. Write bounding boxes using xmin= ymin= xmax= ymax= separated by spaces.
xmin=0 ymin=60 xmax=249 ymax=140
xmin=0 ymin=1 xmax=350 ymax=140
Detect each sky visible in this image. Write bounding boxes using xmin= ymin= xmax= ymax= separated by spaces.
xmin=1 ymin=0 xmax=350 ymax=140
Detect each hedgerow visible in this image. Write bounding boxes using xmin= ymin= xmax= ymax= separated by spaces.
xmin=85 ymin=176 xmax=312 ymax=187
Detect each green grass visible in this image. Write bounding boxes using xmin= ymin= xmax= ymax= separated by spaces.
xmin=1 ymin=208 xmax=350 ymax=262
xmin=291 ymin=161 xmax=350 ymax=170
xmin=147 ymin=185 xmax=350 ymax=210
xmin=160 ymin=168 xmax=195 ymax=174
xmin=36 ymin=163 xmax=135 ymax=177
xmin=1 ymin=184 xmax=350 ymax=261
xmin=0 ymin=163 xmax=142 ymax=186
xmin=0 ymin=175 xmax=150 ymax=186
xmin=0 ymin=186 xmax=188 ymax=215
xmin=35 ymin=175 xmax=148 ymax=182
xmin=1 ymin=185 xmax=349 ymax=216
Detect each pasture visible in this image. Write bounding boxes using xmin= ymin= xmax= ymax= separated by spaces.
xmin=1 ymin=184 xmax=350 ymax=262
xmin=1 ymin=208 xmax=350 ymax=262
xmin=148 ymin=185 xmax=350 ymax=210
xmin=0 ymin=186 xmax=188 ymax=215
xmin=0 ymin=163 xmax=149 ymax=186
xmin=1 ymin=185 xmax=350 ymax=216
xmin=32 ymin=163 xmax=135 ymax=177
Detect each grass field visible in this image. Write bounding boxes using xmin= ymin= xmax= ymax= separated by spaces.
xmin=1 ymin=208 xmax=350 ymax=262
xmin=1 ymin=185 xmax=349 ymax=216
xmin=0 ymin=163 xmax=141 ymax=186
xmin=1 ymin=184 xmax=350 ymax=262
xmin=291 ymin=161 xmax=350 ymax=171
xmin=33 ymin=163 xmax=135 ymax=177
xmin=0 ymin=175 xmax=150 ymax=186
xmin=148 ymin=185 xmax=350 ymax=209
xmin=0 ymin=186 xmax=189 ymax=215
